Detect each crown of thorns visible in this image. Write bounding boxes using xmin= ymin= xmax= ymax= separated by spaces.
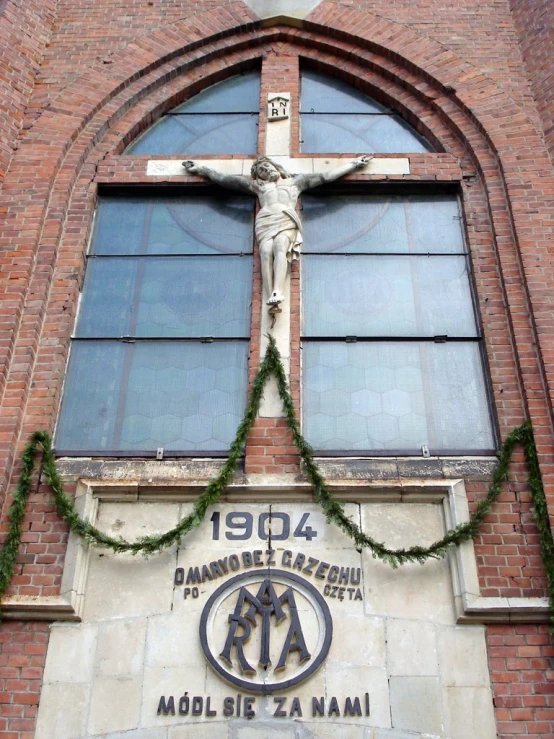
xmin=251 ymin=156 xmax=290 ymax=179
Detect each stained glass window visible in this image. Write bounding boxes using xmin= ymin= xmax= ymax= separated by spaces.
xmin=302 ymin=194 xmax=495 ymax=453
xmin=300 ymin=70 xmax=433 ymax=154
xmin=127 ymin=72 xmax=260 ymax=155
xmin=55 ymin=194 xmax=254 ymax=454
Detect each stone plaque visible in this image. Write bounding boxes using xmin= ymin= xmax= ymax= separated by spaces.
xmin=35 ymin=498 xmax=497 ymax=739
xmin=267 ymin=93 xmax=290 ymax=121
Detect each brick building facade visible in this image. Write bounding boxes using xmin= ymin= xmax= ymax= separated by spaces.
xmin=0 ymin=1 xmax=553 ymax=737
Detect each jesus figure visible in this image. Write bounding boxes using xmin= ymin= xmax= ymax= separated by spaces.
xmin=183 ymin=155 xmax=371 ymax=307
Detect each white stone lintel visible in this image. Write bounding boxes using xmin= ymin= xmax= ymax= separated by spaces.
xmin=146 ymin=159 xmax=252 ymax=177
xmin=146 ymin=156 xmax=410 ymax=177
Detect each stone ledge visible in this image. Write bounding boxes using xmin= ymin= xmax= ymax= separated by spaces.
xmin=56 ymin=456 xmax=498 ymax=484
xmin=457 ymin=597 xmax=550 ymax=624
xmin=1 ymin=596 xmax=80 ymax=622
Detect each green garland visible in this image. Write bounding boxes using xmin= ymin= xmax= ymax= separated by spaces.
xmin=1 ymin=336 xmax=554 ymax=625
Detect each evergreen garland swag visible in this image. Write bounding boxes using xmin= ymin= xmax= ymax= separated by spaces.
xmin=1 ymin=335 xmax=554 ymax=625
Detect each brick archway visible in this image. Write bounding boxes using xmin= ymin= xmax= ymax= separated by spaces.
xmin=1 ymin=12 xmax=552 ymax=506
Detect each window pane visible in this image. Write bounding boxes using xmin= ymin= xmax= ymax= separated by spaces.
xmin=301 ymin=70 xmax=387 ymax=113
xmin=172 ymin=72 xmax=261 ymax=113
xmin=55 ymin=342 xmax=127 ymax=452
xmin=77 ymin=256 xmax=253 ymax=338
xmin=302 ymin=195 xmax=464 ymax=254
xmin=93 ymin=197 xmax=254 ymax=256
xmin=301 ymin=113 xmax=433 ymax=153
xmin=303 ymin=342 xmax=494 ymax=452
xmin=303 ymin=256 xmax=477 ymax=337
xmin=127 ymin=113 xmax=258 ymax=155
xmin=55 ymin=341 xmax=249 ymax=452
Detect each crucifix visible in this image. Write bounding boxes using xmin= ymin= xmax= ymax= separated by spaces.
xmin=146 ymin=92 xmax=409 ymax=415
xmin=183 ymin=154 xmax=370 ymax=316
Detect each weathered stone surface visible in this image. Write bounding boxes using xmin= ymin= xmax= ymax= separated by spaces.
xmin=389 ymin=677 xmax=443 ymax=735
xmin=43 ymin=622 xmax=97 ymax=683
xmin=88 ymin=676 xmax=142 ymax=735
xmin=243 ymin=0 xmax=323 ymax=20
xmin=83 ymin=501 xmax=180 ymax=620
xmin=396 ymin=458 xmax=443 ymax=479
xmin=437 ymin=625 xmax=490 ymax=686
xmin=386 ymin=619 xmax=438 ymax=676
xmin=97 ymin=618 xmax=147 ymax=676
xmin=443 ymin=686 xmax=497 ymax=739
xmin=146 ymin=612 xmax=206 ymax=668
xmin=100 ymin=729 xmax=168 ymax=739
xmin=327 ymin=615 xmax=385 ymax=668
xmin=362 ymin=504 xmax=455 ymax=624
xmin=171 ymin=726 xmax=229 ymax=739
xmin=34 ymin=683 xmax=90 ymax=739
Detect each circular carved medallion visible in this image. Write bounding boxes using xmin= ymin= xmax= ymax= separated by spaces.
xmin=199 ymin=569 xmax=333 ymax=694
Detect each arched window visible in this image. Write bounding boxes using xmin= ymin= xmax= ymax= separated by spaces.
xmin=127 ymin=72 xmax=260 ymax=155
xmin=55 ymin=64 xmax=495 ymax=457
xmin=55 ymin=73 xmax=261 ymax=455
xmin=300 ymin=70 xmax=433 ymax=153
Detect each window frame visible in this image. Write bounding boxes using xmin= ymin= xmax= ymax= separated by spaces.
xmin=53 ymin=184 xmax=256 ymax=458
xmin=298 ymin=181 xmax=498 ymax=457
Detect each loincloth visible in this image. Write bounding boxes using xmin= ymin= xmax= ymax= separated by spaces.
xmin=255 ymin=208 xmax=302 ymax=262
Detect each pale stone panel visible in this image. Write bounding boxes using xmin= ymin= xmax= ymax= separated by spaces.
xmin=369 ymin=731 xmax=440 ymax=739
xmin=437 ymin=625 xmax=490 ymax=686
xmin=96 ymin=618 xmax=147 ymax=676
xmin=231 ymin=727 xmax=296 ymax=739
xmin=443 ymin=686 xmax=497 ymax=739
xmin=325 ymin=666 xmax=391 ymax=729
xmin=363 ymin=556 xmax=454 ymax=624
xmin=362 ymin=504 xmax=455 ymax=624
xmin=146 ymin=612 xmax=206 ymax=668
xmin=386 ymin=619 xmax=438 ymax=676
xmin=94 ymin=501 xmax=182 ymax=539
xmin=148 ymin=160 xmax=249 ymax=176
xmin=304 ymin=727 xmax=366 ymax=739
xmin=84 ymin=548 xmax=177 ymax=620
xmin=243 ymin=0 xmax=323 ymax=20
xmin=43 ymin=622 xmax=97 ymax=684
xmin=34 ymin=683 xmax=90 ymax=739
xmin=327 ymin=614 xmax=386 ymax=668
xmin=233 ymin=724 xmax=365 ymax=739
xmin=88 ymin=676 xmax=143 ymax=735
xmin=311 ymin=157 xmax=410 ymax=175
xmin=83 ymin=501 xmax=180 ymax=620
xmin=99 ymin=730 xmax=168 ymax=739
xmin=170 ymin=725 xmax=229 ymax=739
xmin=389 ymin=677 xmax=443 ymax=735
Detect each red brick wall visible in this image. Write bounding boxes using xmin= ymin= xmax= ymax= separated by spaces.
xmin=488 ymin=625 xmax=554 ymax=738
xmin=0 ymin=0 xmax=57 ymax=188
xmin=1 ymin=2 xmax=554 ymax=737
xmin=510 ymin=0 xmax=554 ymax=165
xmin=0 ymin=622 xmax=49 ymax=739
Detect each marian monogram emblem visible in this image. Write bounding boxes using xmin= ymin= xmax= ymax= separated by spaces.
xmin=200 ymin=570 xmax=333 ymax=694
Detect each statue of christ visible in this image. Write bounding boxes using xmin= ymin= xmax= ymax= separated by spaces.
xmin=183 ymin=155 xmax=371 ymax=307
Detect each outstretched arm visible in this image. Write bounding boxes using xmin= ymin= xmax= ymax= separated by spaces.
xmin=182 ymin=161 xmax=256 ymax=195
xmin=294 ymin=155 xmax=372 ymax=192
